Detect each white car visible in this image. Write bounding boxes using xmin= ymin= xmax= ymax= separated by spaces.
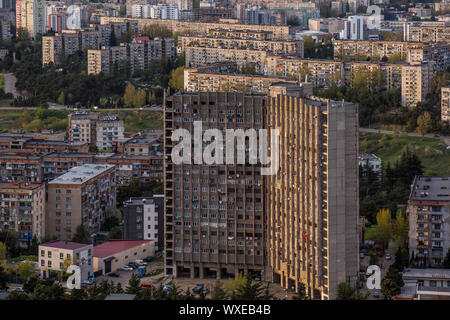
xmin=121 ymin=266 xmax=133 ymax=271
xmin=135 ymin=260 xmax=147 ymax=266
xmin=385 ymin=254 xmax=391 ymax=260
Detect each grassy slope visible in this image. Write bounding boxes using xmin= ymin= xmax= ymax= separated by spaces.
xmin=359 ymin=132 xmax=450 ymax=176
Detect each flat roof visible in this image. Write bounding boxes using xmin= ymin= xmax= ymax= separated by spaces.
xmin=403 ymin=268 xmax=450 ymax=279
xmin=40 ymin=240 xmax=91 ymax=250
xmin=94 ymin=240 xmax=152 ymax=259
xmin=48 ymin=163 xmax=115 ymax=185
xmin=0 ymin=182 xmax=44 ymax=190
xmin=410 ymin=176 xmax=450 ymax=202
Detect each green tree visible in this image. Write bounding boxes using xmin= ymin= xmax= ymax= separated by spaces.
xmin=211 ymin=280 xmax=227 ymax=300
xmin=416 ymin=111 xmax=432 ymax=136
xmin=108 ymin=226 xmax=123 ymax=240
xmin=126 ymin=273 xmax=141 ymax=294
xmin=0 ymin=242 xmax=6 ymax=260
xmin=224 ymin=272 xmax=246 ymax=298
xmin=168 ymin=66 xmax=184 ymax=91
xmin=124 ymin=82 xmax=137 ymax=106
xmin=292 ymin=282 xmax=309 ymax=300
xmin=336 ymin=282 xmax=355 ymax=300
xmin=375 ymin=208 xmax=393 ymax=250
xmin=0 ymin=265 xmax=8 ymax=290
xmin=133 ymin=89 xmax=147 ymax=108
xmin=233 ymin=273 xmax=264 ymax=300
xmin=381 ymin=278 xmax=400 ymax=299
xmin=393 ymin=211 xmax=408 ymax=248
xmin=72 ymin=225 xmax=91 ymax=244
xmin=18 ymin=261 xmax=34 ymax=282
xmin=57 ymin=91 xmax=65 ymax=105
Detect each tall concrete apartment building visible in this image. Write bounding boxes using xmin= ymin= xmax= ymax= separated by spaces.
xmin=164 ymin=92 xmax=267 ymax=279
xmin=401 ymin=61 xmax=435 ymax=107
xmin=163 ymin=90 xmax=360 ymax=299
xmin=404 ymin=23 xmax=450 ymax=43
xmin=16 ymin=0 xmax=45 ymax=38
xmin=124 ymin=195 xmax=164 ymax=250
xmin=408 ymin=176 xmax=450 ymax=267
xmin=442 ymin=86 xmax=450 ymax=122
xmin=47 ymin=164 xmax=116 ymax=240
xmin=265 ymin=93 xmax=359 ymax=300
xmin=0 ymin=182 xmax=46 ymax=245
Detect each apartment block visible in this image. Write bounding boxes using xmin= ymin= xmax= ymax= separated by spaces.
xmin=408 ymin=176 xmax=450 ymax=267
xmin=164 ymin=92 xmax=266 ymax=279
xmin=185 ymin=46 xmax=268 ymax=74
xmin=0 ymin=182 xmax=45 ymax=244
xmin=124 ymin=195 xmax=164 ymax=250
xmin=16 ymin=0 xmax=45 ymax=38
xmin=184 ymin=66 xmax=298 ymax=94
xmin=407 ymin=43 xmax=450 ymax=71
xmin=39 ymin=240 xmax=93 ymax=281
xmin=0 ymin=154 xmax=42 ymax=183
xmin=208 ymin=28 xmax=274 ymax=41
xmin=94 ymin=154 xmax=163 ymax=185
xmin=42 ymin=153 xmax=94 ymax=181
xmin=87 ymin=47 xmax=110 ymax=75
xmin=401 ymin=61 xmax=435 ymax=107
xmin=178 ymin=35 xmax=304 ymax=57
xmin=333 ymin=40 xmax=425 ymax=61
xmin=405 ymin=23 xmax=450 ymax=43
xmin=100 ymin=17 xmax=291 ymax=40
xmin=68 ymin=112 xmax=124 ymax=150
xmin=442 ymin=86 xmax=450 ymax=122
xmin=42 ymin=35 xmax=62 ymax=65
xmin=47 ymin=164 xmax=116 ymax=240
xmin=266 ymin=56 xmax=344 ymax=89
xmin=266 ymin=94 xmax=359 ymax=300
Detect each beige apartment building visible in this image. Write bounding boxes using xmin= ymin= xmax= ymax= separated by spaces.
xmin=185 ymin=46 xmax=268 ymax=74
xmin=208 ymin=28 xmax=274 ymax=41
xmin=88 ymin=48 xmax=110 ymax=75
xmin=16 ymin=0 xmax=45 ymax=38
xmin=407 ymin=42 xmax=450 ymax=71
xmin=266 ymin=56 xmax=344 ymax=88
xmin=42 ymin=35 xmax=62 ymax=65
xmin=266 ymin=94 xmax=359 ymax=300
xmin=178 ymin=35 xmax=303 ymax=57
xmin=408 ymin=176 xmax=450 ymax=267
xmin=405 ymin=24 xmax=450 ymax=43
xmin=46 ymin=164 xmax=116 ymax=240
xmin=442 ymin=86 xmax=450 ymax=122
xmin=100 ymin=17 xmax=292 ymax=40
xmin=39 ymin=240 xmax=93 ymax=281
xmin=401 ymin=61 xmax=435 ymax=107
xmin=184 ymin=67 xmax=298 ymax=94
xmin=0 ymin=182 xmax=45 ymax=245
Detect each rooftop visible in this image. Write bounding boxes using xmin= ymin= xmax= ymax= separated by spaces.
xmin=39 ymin=240 xmax=91 ymax=250
xmin=403 ymin=268 xmax=450 ymax=279
xmin=409 ymin=176 xmax=450 ymax=202
xmin=0 ymin=182 xmax=44 ymax=190
xmin=358 ymin=153 xmax=381 ymax=162
xmin=48 ymin=163 xmax=115 ymax=185
xmin=93 ymin=240 xmax=152 ymax=258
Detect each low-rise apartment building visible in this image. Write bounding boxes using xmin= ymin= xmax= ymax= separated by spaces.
xmin=408 ymin=176 xmax=450 ymax=267
xmin=0 ymin=182 xmax=45 ymax=244
xmin=46 ymin=164 xmax=116 ymax=240
xmin=39 ymin=240 xmax=93 ymax=281
xmin=0 ymin=154 xmax=43 ymax=183
xmin=405 ymin=23 xmax=450 ymax=43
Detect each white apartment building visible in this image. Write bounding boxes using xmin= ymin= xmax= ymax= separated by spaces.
xmin=340 ymin=16 xmax=365 ymax=40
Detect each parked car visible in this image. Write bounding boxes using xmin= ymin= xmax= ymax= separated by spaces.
xmin=141 ymin=283 xmax=155 ymax=290
xmin=373 ymin=290 xmax=380 ymax=298
xmin=360 ymin=253 xmax=365 ymax=258
xmin=121 ymin=266 xmax=133 ymax=271
xmin=192 ymin=283 xmax=209 ymax=295
xmin=163 ymin=285 xmax=173 ymax=295
xmin=135 ymin=259 xmax=147 ymax=266
xmin=107 ymin=272 xmax=120 ymax=278
xmin=385 ymin=254 xmax=391 ymax=260
xmin=128 ymin=263 xmax=138 ymax=269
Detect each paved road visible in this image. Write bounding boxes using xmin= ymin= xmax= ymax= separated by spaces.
xmin=360 ymin=127 xmax=450 ymax=146
xmin=2 ymin=73 xmax=19 ymax=98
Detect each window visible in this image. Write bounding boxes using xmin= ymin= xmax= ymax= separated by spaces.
xmin=60 ymin=263 xmax=63 ymax=269
xmin=40 ymin=250 xmax=45 ymax=257
xmin=48 ymin=261 xmax=52 ymax=267
xmin=48 ymin=251 xmax=52 ymax=258
xmin=430 ymin=280 xmax=437 ymax=287
xmin=60 ymin=253 xmax=64 ymax=260
xmin=41 ymin=260 xmax=45 ymax=266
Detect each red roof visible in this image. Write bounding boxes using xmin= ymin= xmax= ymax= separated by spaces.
xmin=94 ymin=240 xmax=151 ymax=258
xmin=134 ymin=36 xmax=150 ymax=42
xmin=40 ymin=240 xmax=91 ymax=250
